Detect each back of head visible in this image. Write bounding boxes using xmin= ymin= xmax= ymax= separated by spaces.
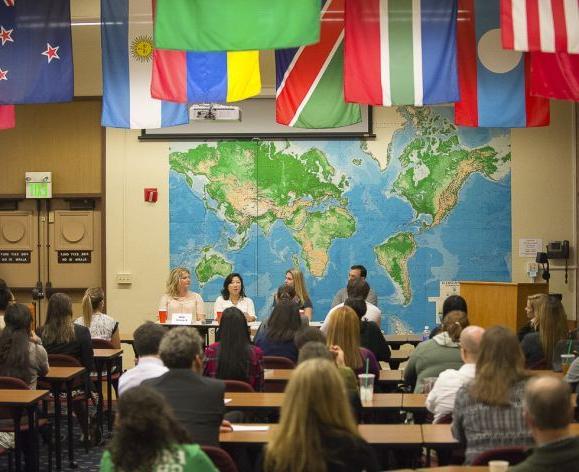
xmin=536 ymin=295 xmax=568 ymax=365
xmin=111 ymin=386 xmax=191 ymax=471
xmin=133 ymin=322 xmax=167 ymax=357
xmin=267 ymin=301 xmax=302 ymax=342
xmin=265 ymin=358 xmax=358 ymax=472
xmin=216 ymin=307 xmax=251 ymax=382
xmin=326 ymin=306 xmax=362 ymax=370
xmin=276 ymin=284 xmax=296 ymax=303
xmin=159 ymin=327 xmax=202 ymax=369
xmin=43 ymin=292 xmax=75 ymax=345
xmin=0 ymin=287 xmax=12 ymax=311
xmin=471 ymin=326 xmax=526 ymax=405
xmin=459 ymin=325 xmax=485 ymax=361
xmin=441 ymin=310 xmax=469 ymax=342
xmin=295 ymin=327 xmax=326 ymax=350
xmin=81 ymin=287 xmax=104 ymax=326
xmin=346 ymin=278 xmax=370 ymax=300
xmin=524 ymin=376 xmax=572 ymax=430
xmin=344 ymin=297 xmax=367 ymax=320
xmin=0 ymin=303 xmax=33 ymax=383
xmin=298 ymin=341 xmax=333 ymax=364
xmin=442 ymin=295 xmax=467 ymax=316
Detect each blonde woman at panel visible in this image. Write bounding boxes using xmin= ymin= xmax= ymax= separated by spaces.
xmin=284 ymin=268 xmax=312 ymax=320
xmin=74 ymin=287 xmax=120 ymax=348
xmin=159 ymin=267 xmax=205 ymax=322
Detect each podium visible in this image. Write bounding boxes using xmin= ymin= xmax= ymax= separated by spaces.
xmin=459 ymin=282 xmax=549 ymax=332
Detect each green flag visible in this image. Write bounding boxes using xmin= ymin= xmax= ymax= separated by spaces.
xmin=154 ymin=0 xmax=320 ymax=51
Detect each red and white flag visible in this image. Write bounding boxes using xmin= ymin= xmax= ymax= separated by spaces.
xmin=501 ymin=0 xmax=579 ymax=53
xmin=529 ymin=51 xmax=579 ymax=100
xmin=0 ymin=105 xmax=15 ymax=130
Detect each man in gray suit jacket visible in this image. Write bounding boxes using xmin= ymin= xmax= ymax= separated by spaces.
xmin=144 ymin=327 xmax=230 ymax=446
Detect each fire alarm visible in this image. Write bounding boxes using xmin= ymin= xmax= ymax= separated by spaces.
xmin=144 ymin=188 xmax=158 ymax=203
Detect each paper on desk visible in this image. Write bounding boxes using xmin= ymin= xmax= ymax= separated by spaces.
xmin=231 ymin=424 xmax=270 ymax=432
xmin=224 ymin=398 xmax=232 ymax=404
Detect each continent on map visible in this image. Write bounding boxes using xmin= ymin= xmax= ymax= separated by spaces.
xmin=374 ymin=232 xmax=417 ymax=306
xmin=195 ymin=249 xmax=232 ymax=286
xmin=391 ymin=107 xmax=510 ymax=227
xmin=170 ymin=141 xmax=356 ymax=278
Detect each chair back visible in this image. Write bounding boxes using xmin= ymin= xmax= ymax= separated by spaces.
xmin=224 ymin=380 xmax=254 ymax=392
xmin=436 ymin=413 xmax=453 ymax=424
xmin=263 ymin=356 xmax=295 ymax=369
xmin=201 ymin=445 xmax=238 ymax=472
xmin=47 ymin=354 xmax=82 ymax=367
xmin=0 ymin=376 xmax=30 ymax=420
xmin=471 ymin=447 xmax=527 ymax=466
xmin=92 ymin=339 xmax=115 ymax=349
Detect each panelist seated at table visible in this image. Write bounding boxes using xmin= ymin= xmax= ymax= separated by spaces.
xmin=331 ymin=264 xmax=378 ymax=308
xmin=159 ymin=267 xmax=205 ymax=322
xmin=273 ymin=268 xmax=313 ymax=320
xmin=213 ymin=273 xmax=256 ymax=322
xmin=100 ymin=386 xmax=216 ymax=472
xmin=259 ymin=358 xmax=379 ymax=472
xmin=143 ymin=327 xmax=230 ymax=446
xmin=74 ymin=287 xmax=120 ymax=348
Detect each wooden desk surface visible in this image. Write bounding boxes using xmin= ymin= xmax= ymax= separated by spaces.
xmin=120 ymin=333 xmax=133 ymax=344
xmin=421 ymin=424 xmax=457 ymax=446
xmin=226 ymin=392 xmax=403 ymax=409
xmin=379 ymin=370 xmax=403 ymax=382
xmin=42 ymin=366 xmax=86 ymax=381
xmin=93 ymin=348 xmax=123 ymax=359
xmin=265 ymin=369 xmax=404 ymax=383
xmin=402 ymin=394 xmax=427 ymax=409
xmin=394 ymin=468 xmax=489 ymax=471
xmin=391 ymin=351 xmax=410 ymax=360
xmin=0 ymin=389 xmax=50 ymax=406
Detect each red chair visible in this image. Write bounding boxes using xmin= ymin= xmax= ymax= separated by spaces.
xmin=223 ymin=380 xmax=254 ymax=393
xmin=436 ymin=414 xmax=453 ymax=424
xmin=263 ymin=356 xmax=295 ymax=369
xmin=471 ymin=447 xmax=528 ymax=466
xmin=201 ymin=445 xmax=238 ymax=472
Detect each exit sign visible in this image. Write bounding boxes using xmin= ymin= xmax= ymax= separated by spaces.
xmin=25 ymin=172 xmax=52 ymax=199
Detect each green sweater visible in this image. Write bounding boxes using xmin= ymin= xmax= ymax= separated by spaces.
xmin=509 ymin=436 xmax=579 ymax=472
xmin=100 ymin=444 xmax=217 ymax=472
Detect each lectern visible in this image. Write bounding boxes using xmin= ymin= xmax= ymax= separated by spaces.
xmin=459 ymin=282 xmax=549 ymax=331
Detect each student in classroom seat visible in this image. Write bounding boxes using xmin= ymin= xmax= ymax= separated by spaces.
xmin=100 ymin=386 xmax=217 ymax=472
xmin=213 ymin=273 xmax=256 ymax=322
xmin=74 ymin=287 xmax=120 ymax=348
xmin=429 ymin=294 xmax=468 ymax=338
xmin=0 ymin=285 xmax=15 ymax=330
xmin=517 ymin=293 xmax=546 ymax=341
xmin=260 ymin=358 xmax=379 ymax=472
xmin=344 ymin=297 xmax=390 ymax=364
xmin=204 ymin=307 xmax=264 ymax=391
xmin=159 ymin=267 xmax=205 ymax=322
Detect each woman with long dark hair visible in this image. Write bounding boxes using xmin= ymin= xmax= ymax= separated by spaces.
xmin=0 ymin=303 xmax=48 ymax=388
xmin=203 ymin=307 xmax=264 ymax=391
xmin=213 ymin=273 xmax=256 ymax=322
xmin=100 ymin=386 xmax=216 ymax=471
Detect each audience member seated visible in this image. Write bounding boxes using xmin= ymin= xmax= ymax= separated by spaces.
xmin=0 ymin=303 xmax=49 ymax=389
xmin=118 ymin=322 xmax=168 ymax=395
xmin=274 ymin=268 xmax=313 ymax=320
xmin=254 ymin=301 xmax=305 ymax=363
xmin=521 ymin=295 xmax=568 ymax=369
xmin=325 ymin=306 xmax=380 ymax=378
xmin=143 ymin=327 xmax=229 ymax=446
xmin=344 ymin=297 xmax=390 ymax=364
xmin=429 ymin=295 xmax=468 ymax=338
xmin=426 ymin=326 xmax=485 ymax=422
xmin=213 ymin=273 xmax=256 ymax=322
xmin=158 ymin=267 xmax=205 ymax=322
xmin=204 ymin=307 xmax=264 ymax=391
xmin=100 ymin=385 xmax=217 ymax=471
xmin=452 ymin=326 xmax=533 ymax=464
xmin=517 ymin=293 xmax=545 ymax=341
xmin=331 ymin=264 xmax=378 ymax=307
xmin=294 ymin=326 xmax=327 ymax=350
xmin=564 ymin=355 xmax=579 ymax=392
xmin=74 ymin=287 xmax=120 ymax=348
xmin=260 ymin=358 xmax=379 ymax=472
xmin=510 ymin=376 xmax=579 ymax=472
xmin=0 ymin=285 xmax=15 ymax=330
xmin=405 ymin=310 xmax=468 ymax=393
xmin=322 ymin=278 xmax=381 ymax=332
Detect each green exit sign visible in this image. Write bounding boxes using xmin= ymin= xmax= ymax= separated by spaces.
xmin=25 ymin=172 xmax=52 ymax=199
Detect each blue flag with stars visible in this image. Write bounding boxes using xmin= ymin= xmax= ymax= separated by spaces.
xmin=0 ymin=0 xmax=73 ymax=104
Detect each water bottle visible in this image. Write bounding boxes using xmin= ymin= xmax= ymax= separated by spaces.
xmin=422 ymin=325 xmax=431 ymax=341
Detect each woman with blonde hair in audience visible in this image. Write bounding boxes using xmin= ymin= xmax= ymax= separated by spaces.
xmin=74 ymin=287 xmax=120 ymax=348
xmin=452 ymin=326 xmax=532 ymax=464
xmin=521 ymin=294 xmax=568 ymax=369
xmin=517 ymin=293 xmax=547 ymax=341
xmin=262 ymin=358 xmax=379 ymax=472
xmin=282 ymin=268 xmax=313 ymax=320
xmin=159 ymin=267 xmax=205 ymax=321
xmin=404 ymin=310 xmax=468 ymax=393
xmin=325 ymin=306 xmax=379 ymax=377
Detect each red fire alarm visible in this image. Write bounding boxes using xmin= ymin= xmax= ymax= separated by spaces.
xmin=144 ymin=188 xmax=158 ymax=203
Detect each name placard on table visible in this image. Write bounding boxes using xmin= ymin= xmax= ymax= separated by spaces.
xmin=171 ymin=313 xmax=193 ymax=325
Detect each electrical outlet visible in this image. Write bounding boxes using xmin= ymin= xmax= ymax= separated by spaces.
xmin=116 ymin=272 xmax=133 ymax=284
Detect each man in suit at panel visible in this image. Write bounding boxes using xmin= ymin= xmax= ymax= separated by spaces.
xmin=143 ymin=327 xmax=231 ymax=446
xmin=331 ymin=264 xmax=378 ymax=308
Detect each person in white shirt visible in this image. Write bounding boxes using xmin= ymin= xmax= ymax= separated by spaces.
xmin=118 ymin=322 xmax=168 ymax=396
xmin=322 ymin=279 xmax=380 ymax=333
xmin=426 ymin=325 xmax=485 ymax=422
xmin=213 ymin=273 xmax=256 ymax=322
xmin=74 ymin=287 xmax=120 ymax=348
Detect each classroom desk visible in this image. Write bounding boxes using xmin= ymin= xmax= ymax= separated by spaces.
xmin=402 ymin=394 xmax=428 ymax=411
xmin=264 ymin=368 xmax=404 ymax=385
xmin=40 ymin=366 xmax=86 ymax=470
xmin=119 ymin=333 xmax=133 ymax=345
xmin=219 ymin=424 xmax=422 ymax=446
xmin=94 ymin=348 xmax=123 ymax=433
xmin=385 ymin=335 xmax=422 ymax=348
xmin=389 ymin=350 xmax=410 ymax=369
xmin=0 ymin=389 xmax=50 ymax=472
xmin=393 ymin=468 xmax=489 ymax=471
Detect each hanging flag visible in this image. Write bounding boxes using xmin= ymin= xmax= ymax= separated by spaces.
xmin=151 ymin=50 xmax=261 ymax=104
xmin=0 ymin=104 xmax=14 ymax=129
xmin=101 ymin=0 xmax=188 ymax=129
xmin=501 ymin=0 xmax=579 ymax=53
xmin=529 ymin=51 xmax=579 ymax=101
xmin=455 ymin=0 xmax=549 ymax=128
xmin=155 ymin=0 xmax=320 ymax=52
xmin=344 ymin=0 xmax=458 ymax=106
xmin=276 ymin=0 xmax=360 ymax=129
xmin=0 ymin=0 xmax=73 ymax=104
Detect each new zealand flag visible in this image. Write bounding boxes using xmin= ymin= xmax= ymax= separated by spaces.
xmin=0 ymin=0 xmax=73 ymax=104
